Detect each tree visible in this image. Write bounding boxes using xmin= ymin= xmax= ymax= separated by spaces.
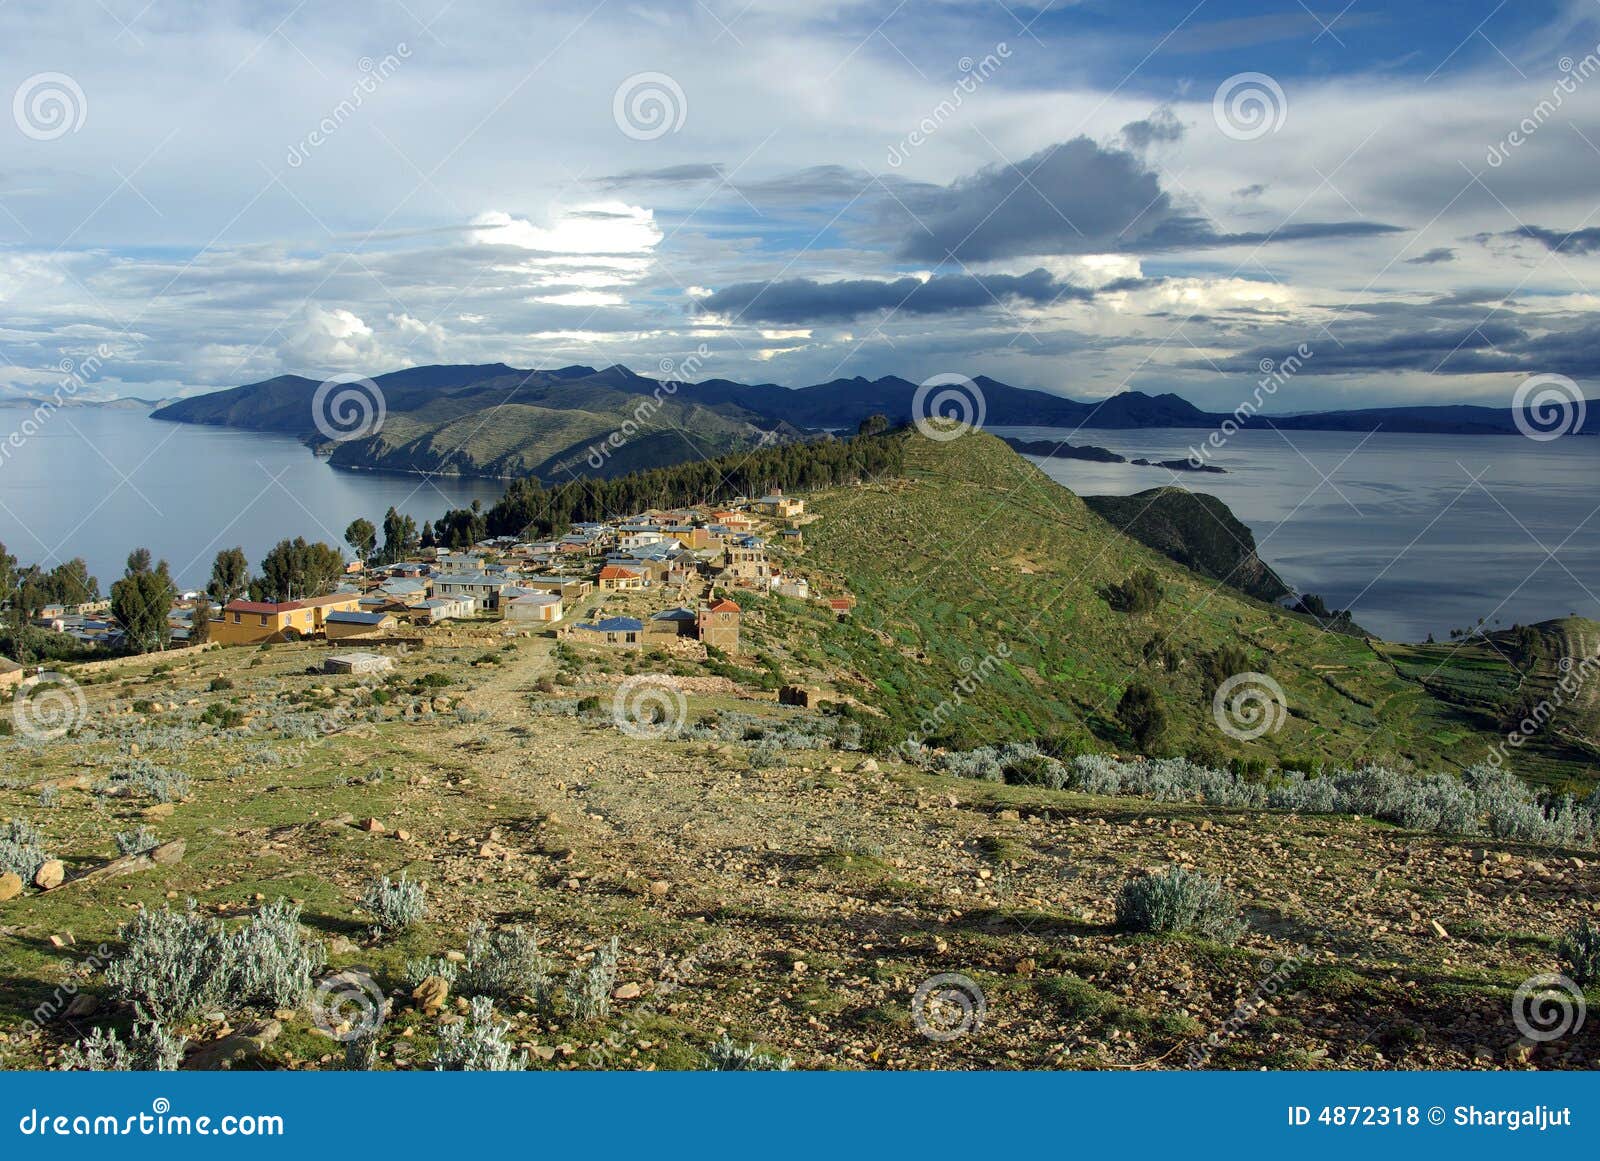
xmin=344 ymin=518 xmax=377 ymax=561
xmin=111 ymin=550 xmax=177 ymax=654
xmin=1117 ymin=682 xmax=1168 ymax=754
xmin=252 ymin=538 xmax=344 ymax=602
xmin=858 ymin=413 xmax=891 ymax=436
xmin=189 ymin=598 xmax=211 ymax=645
xmin=45 ymin=558 xmax=98 ymax=605
xmin=381 ymin=507 xmax=418 ymax=561
xmin=208 ymin=548 xmax=250 ymax=606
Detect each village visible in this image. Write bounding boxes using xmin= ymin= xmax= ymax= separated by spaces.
xmin=15 ymin=490 xmax=855 ymax=678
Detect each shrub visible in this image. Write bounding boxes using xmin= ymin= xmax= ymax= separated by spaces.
xmin=459 ymin=923 xmax=552 ymax=1003
xmin=98 ymin=758 xmax=191 ymax=803
xmin=230 ymin=899 xmax=324 ymax=1008
xmin=432 ymin=996 xmax=526 ymax=1071
xmin=1105 ymin=568 xmax=1163 ymax=615
xmin=115 ymin=826 xmax=160 ymax=856
xmin=404 ymin=956 xmax=459 ymax=988
xmin=208 ymin=676 xmax=235 ymax=692
xmin=0 ymin=817 xmax=51 ymax=880
xmin=1558 ymin=916 xmax=1600 ymax=987
xmin=1115 ymin=867 xmax=1243 ymax=942
xmin=104 ymin=901 xmax=231 ymax=1023
xmin=59 ymin=1022 xmax=187 ymax=1071
xmin=705 ymin=1034 xmax=794 ymax=1071
xmin=564 ymin=936 xmax=619 ymax=1020
xmin=1116 ymin=682 xmax=1168 ymax=753
xmin=362 ymin=873 xmax=428 ymax=934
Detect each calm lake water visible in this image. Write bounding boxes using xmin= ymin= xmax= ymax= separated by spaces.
xmin=2 ymin=410 xmax=1594 ymax=642
xmin=994 ymin=425 xmax=1600 ymax=642
xmin=0 ymin=408 xmax=506 ymax=593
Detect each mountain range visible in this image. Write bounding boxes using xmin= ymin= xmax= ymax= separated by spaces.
xmin=150 ymin=362 xmax=1597 ymax=479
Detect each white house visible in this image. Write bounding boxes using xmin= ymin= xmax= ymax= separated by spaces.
xmin=505 ymin=592 xmax=564 ymax=623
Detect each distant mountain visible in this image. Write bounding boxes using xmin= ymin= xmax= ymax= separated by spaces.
xmin=153 ymin=363 xmax=802 ymax=480
xmin=152 ymin=361 xmax=1599 ymax=480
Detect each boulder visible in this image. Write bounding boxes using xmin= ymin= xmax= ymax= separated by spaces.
xmin=33 ymin=860 xmax=65 ymax=890
xmin=0 ymin=872 xmax=23 ymax=901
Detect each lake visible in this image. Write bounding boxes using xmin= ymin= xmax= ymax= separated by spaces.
xmin=0 ymin=408 xmax=506 ymax=594
xmin=994 ymin=424 xmax=1600 ymax=642
xmin=1 ymin=410 xmax=1594 ymax=642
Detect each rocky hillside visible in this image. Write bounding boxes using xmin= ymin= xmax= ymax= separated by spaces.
xmin=1083 ymin=487 xmax=1291 ymax=604
xmin=0 ymin=614 xmax=1595 ymax=1073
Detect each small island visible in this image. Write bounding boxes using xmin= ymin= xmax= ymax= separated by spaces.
xmin=1003 ymin=437 xmax=1227 ymax=473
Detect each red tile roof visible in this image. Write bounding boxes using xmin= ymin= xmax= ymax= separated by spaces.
xmin=598 ymin=565 xmax=642 ymax=580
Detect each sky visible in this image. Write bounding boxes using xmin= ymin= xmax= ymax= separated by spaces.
xmin=4 ymin=0 xmax=1600 ymax=412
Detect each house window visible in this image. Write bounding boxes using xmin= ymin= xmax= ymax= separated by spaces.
xmin=259 ymin=615 xmax=269 ymax=626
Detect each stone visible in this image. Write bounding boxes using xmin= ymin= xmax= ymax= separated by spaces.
xmin=33 ymin=860 xmax=65 ymax=890
xmin=412 ymin=976 xmax=450 ymax=1016
xmin=358 ymin=817 xmax=385 ymax=834
xmin=856 ymin=759 xmax=879 ymax=773
xmin=0 ymin=872 xmax=23 ymax=902
xmin=1013 ymin=958 xmax=1037 ymax=976
xmin=649 ymin=880 xmax=671 ymax=897
xmin=143 ymin=803 xmax=175 ymax=819
xmin=151 ymin=839 xmax=186 ymax=865
xmin=612 ymin=982 xmax=642 ymax=1001
xmin=394 ymin=829 xmax=412 ymax=842
xmin=1428 ymin=919 xmax=1449 ymax=939
xmin=184 ymin=1019 xmax=282 ymax=1071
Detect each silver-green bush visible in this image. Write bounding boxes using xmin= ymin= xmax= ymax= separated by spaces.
xmin=1114 ymin=867 xmax=1243 ymax=942
xmin=362 ymin=872 xmax=428 ymax=934
xmin=431 ymin=996 xmax=527 ymax=1071
xmin=459 ymin=923 xmax=552 ymax=1003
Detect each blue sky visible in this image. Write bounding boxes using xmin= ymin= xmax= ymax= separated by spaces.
xmin=3 ymin=0 xmax=1600 ymax=411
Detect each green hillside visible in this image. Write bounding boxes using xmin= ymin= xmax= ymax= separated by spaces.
xmin=753 ymin=431 xmax=1594 ymax=783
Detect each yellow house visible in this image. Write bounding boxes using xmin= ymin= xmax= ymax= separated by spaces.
xmin=212 ymin=593 xmax=365 ymax=646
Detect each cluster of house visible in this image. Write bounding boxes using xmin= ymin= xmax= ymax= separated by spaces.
xmin=199 ymin=488 xmax=838 ymax=653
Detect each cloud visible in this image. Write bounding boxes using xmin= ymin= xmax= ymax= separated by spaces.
xmin=1119 ymin=106 xmax=1184 ymax=151
xmin=1478 ymin=225 xmax=1600 ymax=255
xmin=890 ymin=138 xmax=1403 ymax=262
xmin=1194 ymin=321 xmax=1530 ymax=376
xmin=1404 ymin=247 xmax=1458 ymax=264
xmin=695 ymin=268 xmax=1107 ymax=323
xmin=595 ymin=163 xmax=728 ymax=188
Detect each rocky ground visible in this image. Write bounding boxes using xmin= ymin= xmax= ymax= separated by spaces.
xmin=0 ymin=621 xmax=1595 ymax=1071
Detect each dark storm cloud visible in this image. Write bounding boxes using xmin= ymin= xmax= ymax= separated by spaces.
xmin=696 ymin=268 xmax=1122 ymax=324
xmin=1194 ymin=321 xmax=1529 ymax=375
xmin=890 ymin=137 xmax=1403 ymax=262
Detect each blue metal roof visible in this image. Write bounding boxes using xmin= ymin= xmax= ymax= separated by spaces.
xmin=327 ymin=611 xmax=388 ymax=625
xmin=581 ymin=617 xmax=643 ymax=632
